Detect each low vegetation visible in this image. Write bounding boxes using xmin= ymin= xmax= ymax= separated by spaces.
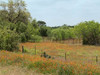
xmin=0 ymin=28 xmax=19 ymax=51
xmin=0 ymin=50 xmax=100 ymax=75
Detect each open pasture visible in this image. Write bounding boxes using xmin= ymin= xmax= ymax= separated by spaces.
xmin=20 ymin=42 xmax=100 ymax=66
xmin=0 ymin=42 xmax=100 ymax=75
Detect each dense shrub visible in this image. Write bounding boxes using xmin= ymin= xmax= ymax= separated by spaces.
xmin=16 ymin=22 xmax=27 ymax=33
xmin=0 ymin=28 xmax=20 ymax=51
xmin=49 ymin=28 xmax=75 ymax=41
xmin=39 ymin=26 xmax=49 ymax=37
xmin=25 ymin=23 xmax=40 ymax=41
xmin=50 ymin=29 xmax=62 ymax=41
xmin=29 ymin=35 xmax=42 ymax=42
xmin=20 ymin=33 xmax=27 ymax=42
xmin=75 ymin=21 xmax=100 ymax=45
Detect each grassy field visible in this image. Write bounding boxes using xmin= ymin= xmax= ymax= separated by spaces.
xmin=0 ymin=42 xmax=100 ymax=75
xmin=20 ymin=42 xmax=100 ymax=65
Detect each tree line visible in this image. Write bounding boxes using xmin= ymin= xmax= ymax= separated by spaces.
xmin=0 ymin=0 xmax=100 ymax=51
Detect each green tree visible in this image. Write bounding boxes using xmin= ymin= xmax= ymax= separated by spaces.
xmin=0 ymin=28 xmax=20 ymax=51
xmin=16 ymin=22 xmax=27 ymax=33
xmin=50 ymin=29 xmax=62 ymax=41
xmin=31 ymin=19 xmax=39 ymax=28
xmin=75 ymin=21 xmax=100 ymax=45
xmin=39 ymin=26 xmax=48 ymax=37
xmin=0 ymin=0 xmax=31 ymax=24
xmin=49 ymin=25 xmax=75 ymax=41
xmin=37 ymin=20 xmax=46 ymax=26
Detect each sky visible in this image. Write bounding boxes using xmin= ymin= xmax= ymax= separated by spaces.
xmin=1 ymin=0 xmax=100 ymax=26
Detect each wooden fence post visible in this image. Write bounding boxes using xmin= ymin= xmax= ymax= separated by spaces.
xmin=22 ymin=46 xmax=24 ymax=53
xmin=96 ymin=55 xmax=98 ymax=63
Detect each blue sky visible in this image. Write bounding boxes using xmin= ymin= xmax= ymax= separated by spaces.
xmin=1 ymin=0 xmax=100 ymax=26
xmin=23 ymin=0 xmax=100 ymax=26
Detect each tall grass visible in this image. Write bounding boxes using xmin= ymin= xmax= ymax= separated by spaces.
xmin=0 ymin=50 xmax=99 ymax=75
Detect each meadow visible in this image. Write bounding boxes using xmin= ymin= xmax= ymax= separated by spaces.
xmin=18 ymin=42 xmax=100 ymax=74
xmin=20 ymin=42 xmax=100 ymax=65
xmin=0 ymin=42 xmax=100 ymax=75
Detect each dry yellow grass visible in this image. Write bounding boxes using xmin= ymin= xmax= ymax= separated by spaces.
xmin=0 ymin=66 xmax=43 ymax=75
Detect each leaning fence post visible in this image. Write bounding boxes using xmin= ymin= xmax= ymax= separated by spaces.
xmin=96 ymin=55 xmax=98 ymax=63
xmin=65 ymin=53 xmax=66 ymax=60
xmin=22 ymin=46 xmax=24 ymax=53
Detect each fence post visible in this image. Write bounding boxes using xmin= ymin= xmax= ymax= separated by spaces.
xmin=22 ymin=46 xmax=24 ymax=53
xmin=65 ymin=53 xmax=66 ymax=60
xmin=96 ymin=55 xmax=98 ymax=63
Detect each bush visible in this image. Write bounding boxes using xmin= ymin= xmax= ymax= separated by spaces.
xmin=50 ymin=29 xmax=62 ymax=41
xmin=49 ymin=28 xmax=75 ymax=41
xmin=16 ymin=22 xmax=27 ymax=33
xmin=0 ymin=28 xmax=20 ymax=51
xmin=39 ymin=26 xmax=48 ymax=37
xmin=75 ymin=21 xmax=100 ymax=45
xmin=20 ymin=33 xmax=27 ymax=42
xmin=29 ymin=35 xmax=42 ymax=42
